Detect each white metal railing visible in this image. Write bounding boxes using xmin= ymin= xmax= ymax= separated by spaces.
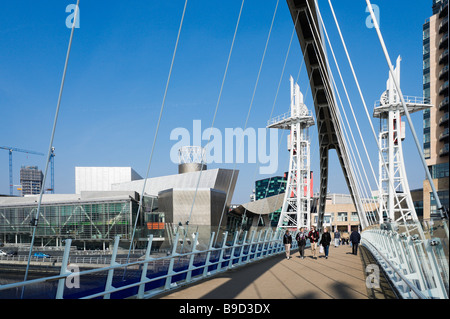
xmin=374 ymin=96 xmax=432 ymax=108
xmin=0 ymin=254 xmax=143 ymax=265
xmin=0 ymin=228 xmax=300 ymax=299
xmin=267 ymin=109 xmax=313 ymax=127
xmin=361 ymin=221 xmax=449 ymax=299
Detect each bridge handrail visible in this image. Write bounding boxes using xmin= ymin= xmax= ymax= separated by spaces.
xmin=374 ymin=96 xmax=432 ymax=108
xmin=361 ymin=223 xmax=449 ymax=299
xmin=0 ymin=229 xmax=298 ymax=299
xmin=361 ymin=234 xmax=427 ymax=299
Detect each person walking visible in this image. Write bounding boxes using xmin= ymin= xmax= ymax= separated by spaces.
xmin=308 ymin=226 xmax=319 ymax=259
xmin=350 ymin=229 xmax=361 ymax=255
xmin=283 ymin=230 xmax=293 ymax=260
xmin=296 ymin=227 xmax=307 ymax=259
xmin=319 ymin=227 xmax=332 ymax=259
xmin=334 ymin=229 xmax=340 ymax=247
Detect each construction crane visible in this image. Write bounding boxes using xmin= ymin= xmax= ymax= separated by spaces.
xmin=0 ymin=146 xmax=45 ymax=196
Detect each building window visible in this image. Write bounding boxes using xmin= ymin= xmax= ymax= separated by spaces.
xmin=423 ymin=28 xmax=430 ymax=40
xmin=429 ymin=163 xmax=450 ymax=179
xmin=430 ymin=191 xmax=450 ymax=217
xmin=351 ymin=212 xmax=359 ymax=222
xmin=337 ymin=212 xmax=348 ymax=222
xmin=414 ymin=200 xmax=424 ymax=218
xmin=423 ymin=57 xmax=430 ymax=70
xmin=423 ymin=43 xmax=430 ymax=55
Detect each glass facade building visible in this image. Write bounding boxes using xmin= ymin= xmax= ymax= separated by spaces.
xmin=254 ymin=175 xmax=287 ymax=226
xmin=0 ymin=195 xmax=141 ymax=248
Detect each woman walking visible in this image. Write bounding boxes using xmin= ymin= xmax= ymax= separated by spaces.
xmin=319 ymin=227 xmax=332 ymax=259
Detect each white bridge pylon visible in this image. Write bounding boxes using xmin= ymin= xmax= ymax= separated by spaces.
xmin=268 ymin=76 xmax=315 ymax=230
xmin=374 ymin=56 xmax=432 ymax=223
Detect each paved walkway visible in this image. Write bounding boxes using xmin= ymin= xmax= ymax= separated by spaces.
xmin=157 ymin=244 xmax=398 ymax=299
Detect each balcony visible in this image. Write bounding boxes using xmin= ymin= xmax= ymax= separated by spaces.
xmin=439 ymin=2 xmax=449 ymax=18
xmin=440 ymin=16 xmax=449 ymax=33
xmin=439 ymin=112 xmax=449 ymax=126
xmin=439 ymin=144 xmax=449 ymax=157
xmin=439 ymin=32 xmax=448 ymax=49
xmin=439 ymin=49 xmax=448 ymax=65
xmin=440 ymin=81 xmax=449 ymax=95
xmin=439 ymin=65 xmax=449 ymax=80
xmin=440 ymin=128 xmax=449 ymax=141
xmin=440 ymin=97 xmax=449 ymax=111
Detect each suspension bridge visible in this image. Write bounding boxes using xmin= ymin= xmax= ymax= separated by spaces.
xmin=0 ymin=0 xmax=448 ymax=303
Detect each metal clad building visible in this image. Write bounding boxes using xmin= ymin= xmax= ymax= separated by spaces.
xmin=75 ymin=167 xmax=143 ymax=194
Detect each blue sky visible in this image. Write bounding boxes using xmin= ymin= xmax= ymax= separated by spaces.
xmin=0 ymin=0 xmax=432 ymax=204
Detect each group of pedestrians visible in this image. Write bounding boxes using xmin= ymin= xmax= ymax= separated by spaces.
xmin=283 ymin=227 xmax=361 ymax=260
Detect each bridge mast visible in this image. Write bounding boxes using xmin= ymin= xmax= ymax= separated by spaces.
xmin=268 ymin=76 xmax=315 ymax=230
xmin=374 ymin=56 xmax=432 ymax=223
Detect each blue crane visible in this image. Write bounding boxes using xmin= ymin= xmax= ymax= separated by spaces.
xmin=0 ymin=146 xmax=45 ymax=195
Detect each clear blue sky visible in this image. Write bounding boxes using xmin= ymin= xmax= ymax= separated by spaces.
xmin=0 ymin=0 xmax=432 ymax=204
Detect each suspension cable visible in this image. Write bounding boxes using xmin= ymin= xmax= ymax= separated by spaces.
xmin=366 ymin=0 xmax=446 ymax=220
xmin=327 ymin=0 xmax=421 ymax=227
xmin=181 ymin=0 xmax=246 ymax=253
xmin=215 ymin=0 xmax=280 ymax=245
xmin=21 ymin=0 xmax=80 ymax=299
xmin=311 ymin=2 xmax=383 ymax=222
xmin=125 ymin=0 xmax=188 ymax=262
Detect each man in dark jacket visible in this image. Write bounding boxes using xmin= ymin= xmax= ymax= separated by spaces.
xmin=296 ymin=227 xmax=307 ymax=259
xmin=319 ymin=227 xmax=332 ymax=259
xmin=308 ymin=226 xmax=320 ymax=259
xmin=283 ymin=230 xmax=293 ymax=260
xmin=350 ymin=230 xmax=361 ymax=255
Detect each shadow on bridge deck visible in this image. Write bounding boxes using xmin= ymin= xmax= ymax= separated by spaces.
xmin=156 ymin=244 xmax=398 ymax=300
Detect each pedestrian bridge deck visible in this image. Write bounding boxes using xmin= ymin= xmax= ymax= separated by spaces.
xmin=156 ymin=244 xmax=398 ymax=299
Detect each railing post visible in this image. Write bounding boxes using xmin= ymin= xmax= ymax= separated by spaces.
xmin=165 ymin=233 xmax=180 ymax=290
xmin=261 ymin=229 xmax=270 ymax=257
xmin=424 ymin=239 xmax=449 ymax=299
xmin=216 ymin=231 xmax=228 ymax=272
xmin=244 ymin=231 xmax=255 ymax=263
xmin=405 ymin=236 xmax=427 ymax=295
xmin=238 ymin=231 xmax=248 ymax=265
xmin=202 ymin=232 xmax=215 ymax=277
xmin=56 ymin=239 xmax=72 ymax=299
xmin=186 ymin=232 xmax=199 ymax=283
xmin=104 ymin=236 xmax=120 ymax=299
xmin=137 ymin=235 xmax=153 ymax=299
xmin=227 ymin=231 xmax=239 ymax=270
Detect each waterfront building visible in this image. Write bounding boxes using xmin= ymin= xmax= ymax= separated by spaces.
xmin=0 ymin=152 xmax=238 ymax=249
xmin=75 ymin=167 xmax=142 ymax=194
xmin=422 ymin=0 xmax=449 ymax=219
